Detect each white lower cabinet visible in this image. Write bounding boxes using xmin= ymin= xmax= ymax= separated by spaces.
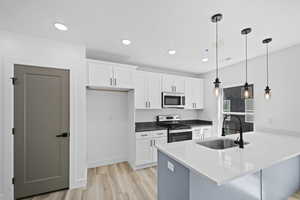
xmin=135 ymin=130 xmax=167 ymax=167
xmin=135 ymin=138 xmax=153 ymax=166
xmin=192 ymin=126 xmax=212 ymax=140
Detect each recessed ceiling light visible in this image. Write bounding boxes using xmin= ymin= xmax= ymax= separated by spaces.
xmin=168 ymin=50 xmax=176 ymax=55
xmin=54 ymin=23 xmax=68 ymax=31
xmin=202 ymin=58 xmax=209 ymax=62
xmin=122 ymin=39 xmax=131 ymax=46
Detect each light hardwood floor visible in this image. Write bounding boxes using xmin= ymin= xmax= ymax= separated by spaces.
xmin=289 ymin=191 xmax=300 ymax=200
xmin=21 ymin=162 xmax=300 ymax=200
xmin=24 ymin=162 xmax=157 ymax=200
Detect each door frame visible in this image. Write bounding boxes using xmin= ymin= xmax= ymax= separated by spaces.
xmin=2 ymin=57 xmax=76 ymax=200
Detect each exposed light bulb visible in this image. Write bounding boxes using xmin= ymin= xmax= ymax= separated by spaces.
xmin=264 ymin=86 xmax=271 ymax=100
xmin=244 ymin=82 xmax=250 ymax=98
xmin=214 ymin=87 xmax=221 ymax=97
xmin=213 ymin=78 xmax=221 ymax=97
xmin=264 ymin=92 xmax=271 ymax=100
xmin=244 ymin=89 xmax=250 ymax=98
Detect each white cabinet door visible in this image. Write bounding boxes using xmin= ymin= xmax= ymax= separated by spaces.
xmin=185 ymin=78 xmax=194 ymax=109
xmin=162 ymin=74 xmax=185 ymax=93
xmin=134 ymin=71 xmax=147 ymax=109
xmin=174 ymin=75 xmax=185 ymax=93
xmin=185 ymin=78 xmax=204 ymax=109
xmin=147 ymin=72 xmax=161 ymax=109
xmin=152 ymin=137 xmax=168 ymax=162
xmin=202 ymin=126 xmax=212 ymax=139
xmin=136 ymin=138 xmax=153 ymax=166
xmin=194 ymin=79 xmax=204 ymax=109
xmin=162 ymin=74 xmax=174 ymax=92
xmin=88 ymin=62 xmax=113 ymax=87
xmin=114 ymin=66 xmax=134 ymax=89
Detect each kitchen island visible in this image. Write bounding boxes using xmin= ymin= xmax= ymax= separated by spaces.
xmin=157 ymin=132 xmax=300 ymax=200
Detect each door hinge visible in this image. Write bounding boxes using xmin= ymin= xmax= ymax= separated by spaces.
xmin=11 ymin=77 xmax=17 ymax=85
xmin=12 ymin=128 xmax=15 ymax=135
xmin=12 ymin=177 xmax=15 ymax=185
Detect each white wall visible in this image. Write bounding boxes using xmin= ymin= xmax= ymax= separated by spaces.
xmin=135 ymin=109 xmax=201 ymax=122
xmin=199 ymin=44 xmax=300 ymax=135
xmin=0 ymin=31 xmax=87 ymax=199
xmin=87 ymin=90 xmax=129 ymax=167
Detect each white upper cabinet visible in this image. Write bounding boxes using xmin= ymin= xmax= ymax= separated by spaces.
xmin=87 ymin=59 xmax=136 ymax=89
xmin=114 ymin=66 xmax=135 ymax=89
xmin=185 ymin=77 xmax=204 ymax=109
xmin=147 ymin=72 xmax=162 ymax=109
xmin=134 ymin=71 xmax=161 ymax=109
xmin=88 ymin=61 xmax=114 ymax=87
xmin=134 ymin=71 xmax=147 ymax=109
xmin=162 ymin=74 xmax=185 ymax=93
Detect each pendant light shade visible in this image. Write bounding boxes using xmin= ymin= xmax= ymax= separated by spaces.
xmin=263 ymin=38 xmax=272 ymax=100
xmin=241 ymin=28 xmax=252 ymax=98
xmin=211 ymin=13 xmax=223 ymax=97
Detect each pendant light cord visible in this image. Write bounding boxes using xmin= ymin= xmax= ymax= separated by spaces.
xmin=216 ymin=21 xmax=219 ymax=78
xmin=266 ymin=44 xmax=269 ymax=86
xmin=245 ymin=34 xmax=248 ymax=83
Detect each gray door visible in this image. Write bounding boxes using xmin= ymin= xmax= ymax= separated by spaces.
xmin=14 ymin=65 xmax=70 ymax=199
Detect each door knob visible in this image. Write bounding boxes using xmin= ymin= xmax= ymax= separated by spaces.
xmin=56 ymin=132 xmax=69 ymax=138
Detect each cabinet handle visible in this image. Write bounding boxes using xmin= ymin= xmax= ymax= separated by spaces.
xmin=114 ymin=78 xmax=117 ymax=86
xmin=150 ymin=140 xmax=153 ymax=146
xmin=175 ymin=86 xmax=176 ymax=92
xmin=149 ymin=101 xmax=151 ymax=108
xmin=141 ymin=134 xmax=148 ymax=137
xmin=110 ymin=78 xmax=112 ymax=86
xmin=145 ymin=101 xmax=148 ymax=108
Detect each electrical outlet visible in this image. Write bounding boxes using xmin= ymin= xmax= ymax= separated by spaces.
xmin=167 ymin=161 xmax=175 ymax=172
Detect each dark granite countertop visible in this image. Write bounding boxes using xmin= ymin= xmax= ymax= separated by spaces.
xmin=135 ymin=122 xmax=168 ymax=132
xmin=135 ymin=120 xmax=213 ymax=132
xmin=180 ymin=120 xmax=213 ymax=127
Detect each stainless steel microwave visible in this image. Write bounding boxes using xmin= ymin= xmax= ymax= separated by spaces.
xmin=162 ymin=92 xmax=185 ymax=108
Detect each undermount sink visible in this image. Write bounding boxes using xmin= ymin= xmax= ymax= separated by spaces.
xmin=197 ymin=138 xmax=249 ymax=150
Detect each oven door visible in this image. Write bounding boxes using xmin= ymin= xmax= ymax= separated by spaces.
xmin=162 ymin=92 xmax=185 ymax=108
xmin=168 ymin=129 xmax=192 ymax=143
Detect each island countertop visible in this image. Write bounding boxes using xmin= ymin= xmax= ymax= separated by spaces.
xmin=156 ymin=132 xmax=300 ymax=185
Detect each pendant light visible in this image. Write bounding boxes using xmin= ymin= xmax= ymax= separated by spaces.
xmin=211 ymin=13 xmax=223 ymax=97
xmin=263 ymin=38 xmax=272 ymax=100
xmin=241 ymin=28 xmax=252 ymax=98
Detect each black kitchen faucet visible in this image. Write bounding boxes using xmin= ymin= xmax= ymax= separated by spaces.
xmin=222 ymin=115 xmax=244 ymax=149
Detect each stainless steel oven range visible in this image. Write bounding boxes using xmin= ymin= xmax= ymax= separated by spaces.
xmin=156 ymin=115 xmax=192 ymax=143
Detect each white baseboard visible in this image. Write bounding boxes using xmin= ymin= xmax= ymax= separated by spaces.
xmin=70 ymin=178 xmax=87 ymax=189
xmin=132 ymin=162 xmax=157 ymax=170
xmin=88 ymin=156 xmax=127 ymax=168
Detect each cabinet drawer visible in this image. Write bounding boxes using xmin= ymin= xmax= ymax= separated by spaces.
xmin=136 ymin=132 xmax=152 ymax=139
xmin=152 ymin=130 xmax=167 ymax=137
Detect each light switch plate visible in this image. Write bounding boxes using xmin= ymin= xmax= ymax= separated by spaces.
xmin=167 ymin=161 xmax=175 ymax=172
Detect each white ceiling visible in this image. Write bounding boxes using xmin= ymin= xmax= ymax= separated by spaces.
xmin=1 ymin=0 xmax=300 ymax=74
